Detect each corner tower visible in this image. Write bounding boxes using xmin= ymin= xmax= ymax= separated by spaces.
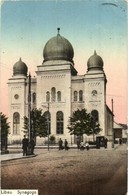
xmin=84 ymin=51 xmax=107 ymax=136
xmin=8 ymin=58 xmax=28 ymax=143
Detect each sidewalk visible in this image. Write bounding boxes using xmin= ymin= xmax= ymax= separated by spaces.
xmin=1 ymin=153 xmax=36 ymax=162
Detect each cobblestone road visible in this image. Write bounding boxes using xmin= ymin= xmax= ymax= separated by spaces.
xmin=1 ymin=144 xmax=127 ymax=195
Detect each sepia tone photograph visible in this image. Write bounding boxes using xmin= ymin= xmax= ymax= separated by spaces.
xmin=1 ymin=0 xmax=127 ymax=195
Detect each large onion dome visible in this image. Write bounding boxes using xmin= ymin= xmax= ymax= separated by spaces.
xmin=87 ymin=51 xmax=104 ymax=71
xmin=13 ymin=58 xmax=28 ymax=76
xmin=43 ymin=28 xmax=74 ymax=63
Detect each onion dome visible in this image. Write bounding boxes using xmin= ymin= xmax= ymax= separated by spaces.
xmin=13 ymin=58 xmax=28 ymax=76
xmin=87 ymin=51 xmax=104 ymax=71
xmin=43 ymin=28 xmax=74 ymax=63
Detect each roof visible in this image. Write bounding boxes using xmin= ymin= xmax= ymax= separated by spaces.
xmin=106 ymin=105 xmax=114 ymax=116
xmin=114 ymin=122 xmax=123 ymax=129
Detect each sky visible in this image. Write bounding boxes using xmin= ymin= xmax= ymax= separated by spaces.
xmin=0 ymin=0 xmax=127 ymax=124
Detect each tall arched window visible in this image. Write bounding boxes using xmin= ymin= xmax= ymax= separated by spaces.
xmin=46 ymin=91 xmax=50 ymax=102
xmin=74 ymin=91 xmax=78 ymax=102
xmin=43 ymin=111 xmax=51 ymax=134
xmin=57 ymin=91 xmax=61 ymax=102
xmin=51 ymin=87 xmax=56 ymax=102
xmin=79 ymin=90 xmax=83 ymax=102
xmin=56 ymin=111 xmax=64 ymax=134
xmin=13 ymin=112 xmax=20 ymax=134
xmin=91 ymin=110 xmax=99 ymax=122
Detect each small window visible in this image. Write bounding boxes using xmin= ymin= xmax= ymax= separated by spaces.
xmin=57 ymin=91 xmax=61 ymax=102
xmin=13 ymin=112 xmax=20 ymax=134
xmin=32 ymin=93 xmax=36 ymax=103
xmin=79 ymin=90 xmax=83 ymax=102
xmin=51 ymin=87 xmax=56 ymax=102
xmin=46 ymin=91 xmax=50 ymax=102
xmin=92 ymin=90 xmax=97 ymax=96
xmin=74 ymin=91 xmax=78 ymax=102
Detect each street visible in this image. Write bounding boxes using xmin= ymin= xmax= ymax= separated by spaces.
xmin=1 ymin=144 xmax=127 ymax=195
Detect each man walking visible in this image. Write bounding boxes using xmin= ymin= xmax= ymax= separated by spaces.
xmin=22 ymin=135 xmax=29 ymax=156
xmin=58 ymin=138 xmax=63 ymax=150
xmin=64 ymin=139 xmax=69 ymax=150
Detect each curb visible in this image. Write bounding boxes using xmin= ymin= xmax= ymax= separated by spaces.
xmin=1 ymin=154 xmax=37 ymax=162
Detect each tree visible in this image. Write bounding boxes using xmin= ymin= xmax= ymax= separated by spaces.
xmin=86 ymin=117 xmax=101 ymax=141
xmin=0 ymin=112 xmax=10 ymax=150
xmin=23 ymin=108 xmax=48 ymax=138
xmin=49 ymin=135 xmax=56 ymax=144
xmin=67 ymin=109 xmax=101 ymax=140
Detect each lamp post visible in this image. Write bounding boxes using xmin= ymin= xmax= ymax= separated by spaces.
xmin=47 ymin=102 xmax=50 ymax=151
xmin=28 ymin=73 xmax=31 ymax=142
xmin=111 ymin=98 xmax=114 ymax=148
xmin=42 ymin=101 xmax=50 ymax=151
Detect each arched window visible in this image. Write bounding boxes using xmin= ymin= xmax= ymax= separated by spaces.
xmin=32 ymin=92 xmax=36 ymax=104
xmin=56 ymin=111 xmax=64 ymax=134
xmin=13 ymin=112 xmax=20 ymax=134
xmin=43 ymin=111 xmax=51 ymax=134
xmin=74 ymin=91 xmax=78 ymax=102
xmin=91 ymin=110 xmax=99 ymax=122
xmin=46 ymin=91 xmax=50 ymax=102
xmin=51 ymin=87 xmax=56 ymax=102
xmin=79 ymin=90 xmax=83 ymax=102
xmin=57 ymin=91 xmax=61 ymax=102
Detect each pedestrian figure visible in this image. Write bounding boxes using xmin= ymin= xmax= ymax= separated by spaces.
xmin=22 ymin=135 xmax=29 ymax=156
xmin=77 ymin=138 xmax=80 ymax=150
xmin=119 ymin=138 xmax=122 ymax=145
xmin=29 ymin=138 xmax=35 ymax=155
xmin=96 ymin=137 xmax=100 ymax=149
xmin=85 ymin=142 xmax=89 ymax=150
xmin=80 ymin=141 xmax=85 ymax=150
xmin=104 ymin=137 xmax=108 ymax=148
xmin=64 ymin=139 xmax=69 ymax=150
xmin=59 ymin=138 xmax=63 ymax=150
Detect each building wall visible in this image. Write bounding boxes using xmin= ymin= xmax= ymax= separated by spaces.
xmin=36 ymin=62 xmax=73 ymax=143
xmin=8 ymin=62 xmax=112 ymax=144
xmin=8 ymin=76 xmax=27 ymax=143
xmin=105 ymin=107 xmax=113 ymax=139
xmin=84 ymin=71 xmax=107 ymax=136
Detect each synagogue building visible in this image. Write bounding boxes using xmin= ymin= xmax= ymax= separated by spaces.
xmin=8 ymin=29 xmax=113 ymax=144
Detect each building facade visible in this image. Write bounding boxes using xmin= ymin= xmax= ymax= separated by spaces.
xmin=8 ymin=30 xmax=113 ymax=144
